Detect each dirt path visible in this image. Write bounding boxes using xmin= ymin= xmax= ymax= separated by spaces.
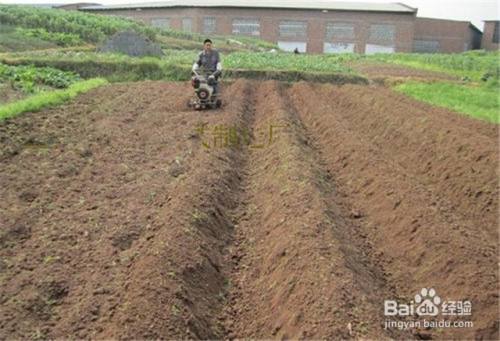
xmin=0 ymin=80 xmax=498 ymax=340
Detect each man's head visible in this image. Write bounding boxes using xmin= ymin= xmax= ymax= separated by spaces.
xmin=203 ymin=39 xmax=213 ymax=52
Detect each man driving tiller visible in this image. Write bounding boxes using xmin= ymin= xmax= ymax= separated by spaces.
xmin=189 ymin=39 xmax=223 ymax=110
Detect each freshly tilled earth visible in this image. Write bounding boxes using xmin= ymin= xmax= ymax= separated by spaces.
xmin=0 ymin=79 xmax=498 ymax=340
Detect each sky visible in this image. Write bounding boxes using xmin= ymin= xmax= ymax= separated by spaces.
xmin=0 ymin=0 xmax=498 ymax=30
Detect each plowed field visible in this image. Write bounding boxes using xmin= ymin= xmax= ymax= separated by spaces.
xmin=0 ymin=79 xmax=498 ymax=340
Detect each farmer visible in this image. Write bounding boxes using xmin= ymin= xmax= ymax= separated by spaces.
xmin=192 ymin=38 xmax=222 ymax=93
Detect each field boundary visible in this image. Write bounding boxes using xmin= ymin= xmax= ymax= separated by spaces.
xmin=225 ymin=68 xmax=368 ymax=84
xmin=0 ymin=57 xmax=368 ymax=84
xmin=0 ymin=78 xmax=108 ymax=120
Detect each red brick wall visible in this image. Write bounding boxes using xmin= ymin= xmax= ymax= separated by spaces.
xmin=84 ymin=7 xmax=416 ymax=54
xmin=482 ymin=21 xmax=500 ymax=51
xmin=414 ymin=17 xmax=481 ymax=53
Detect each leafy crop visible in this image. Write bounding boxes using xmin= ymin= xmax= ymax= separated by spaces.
xmin=15 ymin=27 xmax=83 ymax=47
xmin=224 ymin=52 xmax=355 ymax=73
xmin=0 ymin=63 xmax=80 ymax=93
xmin=0 ymin=4 xmax=156 ymax=43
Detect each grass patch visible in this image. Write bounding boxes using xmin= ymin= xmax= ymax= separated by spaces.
xmin=0 ymin=78 xmax=107 ymax=120
xmin=368 ymin=51 xmax=500 ymax=82
xmin=395 ymin=81 xmax=500 ymax=124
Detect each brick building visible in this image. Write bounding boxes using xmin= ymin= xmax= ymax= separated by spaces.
xmin=482 ymin=20 xmax=500 ymax=51
xmin=80 ymin=1 xmax=481 ymax=54
xmin=55 ymin=2 xmax=100 ymax=10
xmin=413 ymin=17 xmax=482 ymax=53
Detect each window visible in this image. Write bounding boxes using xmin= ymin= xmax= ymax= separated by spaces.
xmin=232 ymin=18 xmax=260 ymax=36
xmin=413 ymin=40 xmax=440 ymax=53
xmin=493 ymin=22 xmax=500 ymax=43
xmin=277 ymin=41 xmax=307 ymax=53
xmin=203 ymin=17 xmax=216 ymax=34
xmin=369 ymin=24 xmax=395 ymax=45
xmin=324 ymin=42 xmax=355 ymax=53
xmin=182 ymin=18 xmax=192 ymax=32
xmin=279 ymin=20 xmax=307 ymax=39
xmin=151 ymin=18 xmax=170 ymax=29
xmin=326 ymin=23 xmax=355 ymax=41
xmin=365 ymin=44 xmax=395 ymax=54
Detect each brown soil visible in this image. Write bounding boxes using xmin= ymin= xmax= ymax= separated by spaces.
xmin=0 ymin=83 xmax=25 ymax=105
xmin=287 ymin=82 xmax=499 ymax=340
xmin=0 ymin=79 xmax=498 ymax=340
xmin=350 ymin=61 xmax=459 ymax=84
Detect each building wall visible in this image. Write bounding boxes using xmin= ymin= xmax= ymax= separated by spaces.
xmin=85 ymin=7 xmax=416 ymax=54
xmin=482 ymin=21 xmax=500 ymax=51
xmin=469 ymin=26 xmax=483 ymax=50
xmin=413 ymin=17 xmax=481 ymax=53
xmin=56 ymin=3 xmax=100 ymax=11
